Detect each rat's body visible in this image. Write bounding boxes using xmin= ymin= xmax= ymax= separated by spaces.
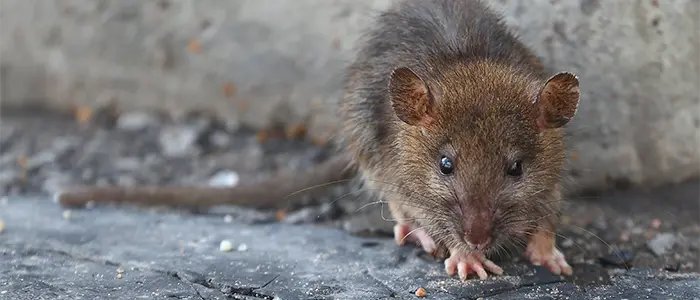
xmin=58 ymin=0 xmax=580 ymax=281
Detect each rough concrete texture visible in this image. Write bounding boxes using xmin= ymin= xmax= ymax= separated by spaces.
xmin=1 ymin=0 xmax=699 ymax=192
xmin=2 ymin=196 xmax=699 ymax=300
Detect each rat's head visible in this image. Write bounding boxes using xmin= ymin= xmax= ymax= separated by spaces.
xmin=387 ymin=61 xmax=580 ymax=253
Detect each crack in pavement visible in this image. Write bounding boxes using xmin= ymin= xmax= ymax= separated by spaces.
xmin=7 ymin=244 xmax=277 ymax=300
xmin=167 ymin=270 xmax=277 ymax=300
xmin=364 ymin=267 xmax=401 ymax=298
xmin=475 ymin=281 xmax=569 ymax=300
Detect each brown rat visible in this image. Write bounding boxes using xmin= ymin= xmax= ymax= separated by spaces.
xmin=339 ymin=0 xmax=579 ymax=280
xmin=57 ymin=0 xmax=580 ymax=281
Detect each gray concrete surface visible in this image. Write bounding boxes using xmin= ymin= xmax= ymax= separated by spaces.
xmin=1 ymin=0 xmax=698 ymax=193
xmin=2 ymin=196 xmax=699 ymax=300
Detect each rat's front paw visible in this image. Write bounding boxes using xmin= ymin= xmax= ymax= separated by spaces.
xmin=394 ymin=223 xmax=443 ymax=257
xmin=526 ymin=235 xmax=573 ymax=276
xmin=444 ymin=250 xmax=503 ymax=281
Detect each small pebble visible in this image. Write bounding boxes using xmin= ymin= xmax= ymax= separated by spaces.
xmin=620 ymin=231 xmax=630 ymax=242
xmin=62 ymin=210 xmax=72 ymax=220
xmin=690 ymin=243 xmax=699 ymax=251
xmin=159 ymin=126 xmax=201 ymax=157
xmin=117 ymin=267 xmax=125 ymax=274
xmin=116 ymin=111 xmax=159 ymax=131
xmin=223 ymin=214 xmax=234 ymax=223
xmin=116 ymin=273 xmax=123 ymax=279
xmin=598 ymin=248 xmax=634 ymax=267
xmin=219 ymin=240 xmax=234 ymax=252
xmin=85 ymin=201 xmax=96 ymax=210
xmin=647 ymin=233 xmax=676 ymax=256
xmin=0 ymin=220 xmax=5 ymax=233
xmin=237 ymin=243 xmax=248 ymax=252
xmin=208 ymin=171 xmax=240 ymax=187
xmin=415 ymin=287 xmax=427 ymax=297
xmin=561 ymin=239 xmax=574 ymax=248
xmin=209 ymin=131 xmax=231 ymax=148
xmin=592 ymin=216 xmax=608 ymax=231
xmin=282 ymin=207 xmax=318 ymax=224
xmin=664 ymin=262 xmax=681 ymax=272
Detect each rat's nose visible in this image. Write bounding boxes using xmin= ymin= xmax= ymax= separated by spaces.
xmin=464 ymin=221 xmax=492 ymax=250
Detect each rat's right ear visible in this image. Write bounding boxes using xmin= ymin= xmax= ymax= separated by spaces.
xmin=534 ymin=72 xmax=580 ymax=130
xmin=388 ymin=67 xmax=436 ymax=126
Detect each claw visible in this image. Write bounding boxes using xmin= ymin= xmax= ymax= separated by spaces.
xmin=526 ymin=232 xmax=573 ymax=276
xmin=393 ymin=223 xmax=437 ymax=255
xmin=444 ymin=250 xmax=503 ymax=281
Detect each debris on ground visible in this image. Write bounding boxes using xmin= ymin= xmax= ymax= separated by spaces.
xmin=647 ymin=233 xmax=676 ymax=257
xmin=599 ymin=248 xmax=634 ymax=267
xmin=219 ymin=239 xmax=234 ymax=252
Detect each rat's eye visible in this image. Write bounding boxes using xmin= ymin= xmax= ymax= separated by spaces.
xmin=439 ymin=155 xmax=454 ymax=175
xmin=506 ymin=160 xmax=523 ymax=177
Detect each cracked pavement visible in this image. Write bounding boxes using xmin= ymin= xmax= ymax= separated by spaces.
xmin=2 ymin=196 xmax=699 ymax=300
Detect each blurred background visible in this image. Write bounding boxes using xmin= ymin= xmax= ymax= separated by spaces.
xmin=0 ymin=0 xmax=699 ymax=289
xmin=1 ymin=0 xmax=697 ymax=193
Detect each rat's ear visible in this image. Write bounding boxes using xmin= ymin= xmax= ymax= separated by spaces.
xmin=534 ymin=72 xmax=580 ymax=130
xmin=389 ymin=67 xmax=436 ymax=126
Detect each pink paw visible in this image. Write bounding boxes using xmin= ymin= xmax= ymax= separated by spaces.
xmin=394 ymin=223 xmax=438 ymax=255
xmin=526 ymin=244 xmax=573 ymax=276
xmin=444 ymin=250 xmax=504 ymax=281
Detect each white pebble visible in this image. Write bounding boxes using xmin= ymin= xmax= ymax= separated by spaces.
xmin=647 ymin=233 xmax=676 ymax=256
xmin=116 ymin=111 xmax=159 ymax=131
xmin=85 ymin=201 xmax=96 ymax=210
xmin=62 ymin=210 xmax=72 ymax=220
xmin=52 ymin=192 xmax=61 ymax=203
xmin=219 ymin=240 xmax=234 ymax=252
xmin=223 ymin=214 xmax=234 ymax=223
xmin=208 ymin=171 xmax=240 ymax=187
xmin=237 ymin=243 xmax=248 ymax=252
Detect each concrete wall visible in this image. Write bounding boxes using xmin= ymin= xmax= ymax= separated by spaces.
xmin=1 ymin=0 xmax=698 ymax=193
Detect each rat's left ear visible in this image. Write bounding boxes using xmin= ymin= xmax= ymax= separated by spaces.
xmin=534 ymin=72 xmax=580 ymax=130
xmin=388 ymin=67 xmax=436 ymax=127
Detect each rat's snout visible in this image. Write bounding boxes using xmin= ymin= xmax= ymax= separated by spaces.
xmin=463 ymin=211 xmax=493 ymax=250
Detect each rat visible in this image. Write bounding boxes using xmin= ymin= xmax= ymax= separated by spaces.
xmin=56 ymin=0 xmax=580 ymax=281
